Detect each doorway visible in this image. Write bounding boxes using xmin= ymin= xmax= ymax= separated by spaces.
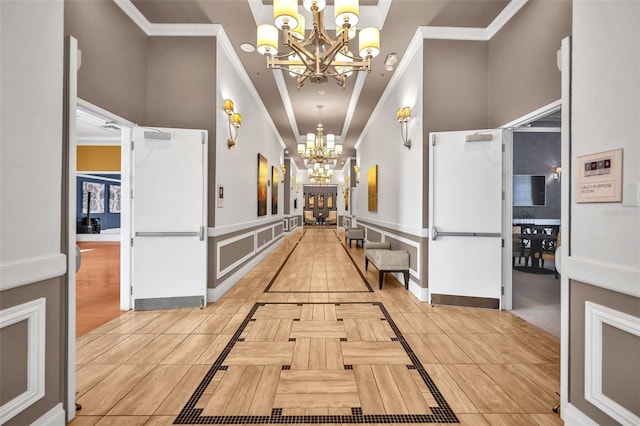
xmin=507 ymin=106 xmax=562 ymax=337
xmin=74 ymin=104 xmax=130 ymax=335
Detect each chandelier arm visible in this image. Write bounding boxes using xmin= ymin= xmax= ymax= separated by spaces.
xmin=296 ymin=72 xmax=312 ymax=88
xmin=286 ymin=36 xmax=317 ymax=64
xmin=318 ymin=33 xmax=349 ymax=66
xmin=330 ymin=72 xmax=347 ymax=87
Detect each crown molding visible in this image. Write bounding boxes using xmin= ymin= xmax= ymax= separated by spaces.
xmin=113 ymin=0 xmax=285 ymax=149
xmin=148 ymin=23 xmax=218 ymax=37
xmin=486 ymin=0 xmax=529 ymax=39
xmin=355 ymin=26 xmax=425 ymax=150
xmin=355 ymin=0 xmax=529 ymax=150
xmin=215 ymin=26 xmax=286 ymax=149
xmin=113 ymin=0 xmax=151 ymax=34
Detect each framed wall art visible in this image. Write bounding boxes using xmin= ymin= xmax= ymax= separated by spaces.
xmin=272 ymin=165 xmax=278 ymax=214
xmin=368 ymin=164 xmax=378 ymax=212
xmin=257 ymin=154 xmax=268 ymax=216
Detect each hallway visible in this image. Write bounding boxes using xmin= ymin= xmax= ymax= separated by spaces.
xmin=71 ymin=229 xmax=562 ymax=425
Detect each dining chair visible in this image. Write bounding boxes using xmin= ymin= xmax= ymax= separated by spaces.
xmin=534 ymin=231 xmax=561 ymax=278
xmin=512 ymin=225 xmax=527 ymax=266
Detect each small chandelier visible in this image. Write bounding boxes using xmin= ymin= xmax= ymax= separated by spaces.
xmin=308 ymin=163 xmax=334 ymax=184
xmin=299 ymin=104 xmax=342 ymax=166
xmin=256 ymin=0 xmax=381 ymax=88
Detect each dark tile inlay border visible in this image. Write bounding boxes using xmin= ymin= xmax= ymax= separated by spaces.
xmin=174 ymin=302 xmax=459 ymax=424
xmin=263 ymin=230 xmax=374 ymax=293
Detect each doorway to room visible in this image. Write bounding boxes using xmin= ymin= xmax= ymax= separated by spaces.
xmin=74 ymin=105 xmax=127 ymax=336
xmin=509 ymin=108 xmax=562 ymax=338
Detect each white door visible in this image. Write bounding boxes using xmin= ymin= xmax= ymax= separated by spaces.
xmin=131 ymin=127 xmax=207 ymax=310
xmin=428 ymin=129 xmax=504 ymax=309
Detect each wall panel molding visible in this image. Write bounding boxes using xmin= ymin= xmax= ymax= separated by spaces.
xmin=215 ymin=222 xmax=284 ymax=279
xmin=209 ymin=238 xmax=283 ymax=302
xmin=0 ymin=254 xmax=66 ymax=292
xmin=0 ymin=298 xmax=46 ymax=424
xmin=584 ymin=302 xmax=640 ymax=425
xmin=566 ymin=257 xmax=640 ymax=298
xmin=208 ymin=218 xmax=283 ymax=237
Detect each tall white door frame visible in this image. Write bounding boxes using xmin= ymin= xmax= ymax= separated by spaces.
xmin=66 ymin=36 xmax=135 ymax=420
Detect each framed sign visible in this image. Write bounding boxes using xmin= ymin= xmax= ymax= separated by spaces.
xmin=576 ymin=149 xmax=623 ymax=203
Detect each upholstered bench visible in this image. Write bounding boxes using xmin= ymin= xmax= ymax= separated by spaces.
xmin=364 ymin=242 xmax=410 ymax=290
xmin=345 ymin=227 xmax=365 ymax=248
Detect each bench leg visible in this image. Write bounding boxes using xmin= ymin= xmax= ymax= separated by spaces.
xmin=365 ymin=257 xmax=369 ymax=271
xmin=403 ymin=271 xmax=409 ymax=290
xmin=349 ymin=240 xmax=352 ymax=248
xmin=379 ymin=271 xmax=384 ymax=290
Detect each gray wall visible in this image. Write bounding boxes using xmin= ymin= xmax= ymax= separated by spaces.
xmin=488 ymin=0 xmax=572 ymax=127
xmin=64 ymin=0 xmax=148 ymax=124
xmin=423 ymin=39 xmax=489 ymax=133
xmin=512 ymin=131 xmax=561 ymax=220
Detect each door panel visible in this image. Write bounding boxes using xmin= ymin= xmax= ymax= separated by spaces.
xmin=428 ymin=130 xmax=503 ymax=308
xmin=131 ymin=127 xmax=207 ymax=310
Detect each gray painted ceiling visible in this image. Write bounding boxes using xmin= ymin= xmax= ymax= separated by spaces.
xmin=129 ymin=0 xmax=510 ymax=167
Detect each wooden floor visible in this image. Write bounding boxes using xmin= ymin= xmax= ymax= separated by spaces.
xmin=76 ymin=242 xmax=124 ymax=337
xmin=71 ymin=229 xmax=562 ymax=425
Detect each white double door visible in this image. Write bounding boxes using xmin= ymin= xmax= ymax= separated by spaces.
xmin=428 ymin=129 xmax=505 ymax=308
xmin=130 ymin=127 xmax=208 ymax=310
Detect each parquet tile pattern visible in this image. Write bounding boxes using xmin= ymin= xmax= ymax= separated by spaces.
xmin=174 ymin=302 xmax=457 ymax=424
xmin=72 ymin=228 xmax=562 ymax=426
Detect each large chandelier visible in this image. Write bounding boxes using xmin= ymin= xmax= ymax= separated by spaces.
xmin=299 ymin=104 xmax=342 ymax=165
xmin=308 ymin=163 xmax=334 ymax=184
xmin=256 ymin=0 xmax=381 ymax=88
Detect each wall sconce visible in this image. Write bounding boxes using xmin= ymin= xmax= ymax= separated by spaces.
xmin=552 ymin=166 xmax=562 ymax=180
xmin=224 ymin=99 xmax=242 ymax=149
xmin=396 ymin=106 xmax=411 ymax=149
xmin=291 ymin=175 xmax=295 ymax=190
xmin=296 ymin=182 xmax=301 ymax=193
xmin=353 ymin=165 xmax=360 ymax=185
xmin=281 ymin=163 xmax=286 ymax=183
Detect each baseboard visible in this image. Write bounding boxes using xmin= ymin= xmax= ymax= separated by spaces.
xmin=409 ymin=279 xmax=429 ymax=302
xmin=563 ymin=403 xmax=599 ymax=426
xmin=388 ymin=272 xmax=428 ymax=302
xmin=208 ymin=239 xmax=283 ymax=302
xmin=31 ymin=403 xmax=65 ymax=426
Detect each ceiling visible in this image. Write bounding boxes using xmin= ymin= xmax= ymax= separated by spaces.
xmin=98 ymin=0 xmax=514 ymax=166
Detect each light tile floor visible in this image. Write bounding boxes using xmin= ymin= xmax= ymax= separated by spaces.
xmin=71 ymin=229 xmax=562 ymax=425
